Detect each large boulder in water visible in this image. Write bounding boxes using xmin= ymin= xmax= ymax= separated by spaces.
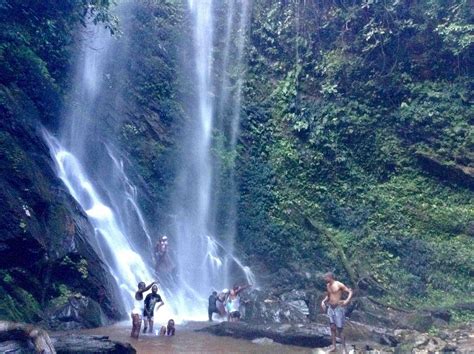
xmin=44 ymin=295 xmax=108 ymax=331
xmin=199 ymin=320 xmax=400 ymax=349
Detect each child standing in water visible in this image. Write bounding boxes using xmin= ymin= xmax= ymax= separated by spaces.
xmin=131 ymin=281 xmax=156 ymax=339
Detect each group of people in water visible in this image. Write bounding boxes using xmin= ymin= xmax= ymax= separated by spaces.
xmin=130 ymin=234 xmax=253 ymax=339
xmin=130 ymin=234 xmax=175 ymax=339
xmin=131 ymin=281 xmax=175 ymax=339
xmin=133 ymin=235 xmax=353 ymax=352
xmin=207 ymin=284 xmax=251 ymax=322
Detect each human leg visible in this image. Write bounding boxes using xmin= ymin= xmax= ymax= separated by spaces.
xmin=329 ymin=323 xmax=337 ymax=352
xmin=208 ymin=308 xmax=213 ymax=321
xmin=334 ymin=306 xmax=346 ymax=352
xmin=337 ymin=327 xmax=346 ymax=353
xmin=131 ymin=313 xmax=142 ymax=339
xmin=149 ymin=317 xmax=154 ymax=333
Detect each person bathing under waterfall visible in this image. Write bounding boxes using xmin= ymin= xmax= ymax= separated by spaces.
xmin=226 ymin=284 xmax=251 ymax=322
xmin=159 ymin=319 xmax=176 ymax=336
xmin=217 ymin=289 xmax=229 ymax=316
xmin=143 ymin=284 xmax=164 ymax=333
xmin=320 ymin=272 xmax=353 ymax=353
xmin=208 ymin=291 xmax=220 ymax=321
xmin=131 ymin=281 xmax=156 ymax=339
xmin=155 ymin=235 xmax=176 ymax=278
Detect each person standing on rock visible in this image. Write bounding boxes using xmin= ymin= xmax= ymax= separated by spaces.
xmin=131 ymin=281 xmax=156 ymax=339
xmin=321 ymin=272 xmax=353 ymax=353
xmin=143 ymin=284 xmax=164 ymax=334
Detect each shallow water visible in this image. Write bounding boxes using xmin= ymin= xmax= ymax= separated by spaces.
xmin=78 ymin=321 xmax=315 ymax=354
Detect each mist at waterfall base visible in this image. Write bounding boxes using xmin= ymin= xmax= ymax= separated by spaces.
xmin=43 ymin=0 xmax=254 ymax=322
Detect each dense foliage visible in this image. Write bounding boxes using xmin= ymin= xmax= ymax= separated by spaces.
xmin=236 ymin=0 xmax=473 ymax=309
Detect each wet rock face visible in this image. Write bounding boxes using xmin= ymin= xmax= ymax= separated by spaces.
xmin=0 ymin=90 xmax=124 ymax=324
xmin=241 ymin=290 xmax=309 ymax=324
xmin=0 ymin=339 xmax=34 ymax=354
xmin=44 ymin=295 xmax=108 ymax=331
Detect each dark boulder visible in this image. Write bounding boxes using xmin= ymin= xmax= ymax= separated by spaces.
xmin=44 ymin=295 xmax=108 ymax=331
xmin=198 ymin=321 xmax=331 ymax=348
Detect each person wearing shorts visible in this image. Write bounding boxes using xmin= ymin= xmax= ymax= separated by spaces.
xmin=321 ymin=272 xmax=353 ymax=352
xmin=143 ymin=284 xmax=164 ymax=334
xmin=131 ymin=281 xmax=156 ymax=339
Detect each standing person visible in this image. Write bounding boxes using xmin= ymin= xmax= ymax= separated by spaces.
xmin=143 ymin=284 xmax=164 ymax=334
xmin=216 ymin=289 xmax=229 ymax=316
xmin=131 ymin=281 xmax=156 ymax=339
xmin=155 ymin=235 xmax=174 ymax=274
xmin=208 ymin=291 xmax=219 ymax=321
xmin=226 ymin=284 xmax=251 ymax=322
xmin=320 ymin=272 xmax=353 ymax=353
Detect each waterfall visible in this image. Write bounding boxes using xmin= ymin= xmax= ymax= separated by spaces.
xmin=43 ymin=10 xmax=174 ymax=321
xmin=171 ymin=0 xmax=255 ymax=319
xmin=43 ymin=0 xmax=254 ymax=322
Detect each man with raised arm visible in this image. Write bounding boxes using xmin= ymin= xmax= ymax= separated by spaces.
xmin=321 ymin=272 xmax=353 ymax=353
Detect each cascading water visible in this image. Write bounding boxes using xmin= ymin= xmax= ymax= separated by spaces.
xmin=43 ymin=0 xmax=254 ymax=322
xmin=43 ymin=8 xmax=175 ymax=320
xmin=171 ymin=0 xmax=255 ymax=319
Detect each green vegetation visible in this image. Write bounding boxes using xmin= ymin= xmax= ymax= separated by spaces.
xmin=236 ymin=0 xmax=473 ymax=308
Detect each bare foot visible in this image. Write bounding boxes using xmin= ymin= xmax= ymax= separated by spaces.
xmin=327 ymin=345 xmax=337 ymax=353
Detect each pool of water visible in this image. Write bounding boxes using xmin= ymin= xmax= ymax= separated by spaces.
xmin=78 ymin=321 xmax=318 ymax=353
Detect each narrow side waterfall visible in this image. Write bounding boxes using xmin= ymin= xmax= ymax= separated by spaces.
xmin=171 ymin=0 xmax=255 ymax=319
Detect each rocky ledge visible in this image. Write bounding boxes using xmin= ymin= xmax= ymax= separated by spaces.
xmin=51 ymin=334 xmax=136 ymax=354
xmin=198 ymin=321 xmax=332 ymax=348
xmin=198 ymin=319 xmax=399 ymax=349
xmin=0 ymin=321 xmax=136 ymax=354
xmin=199 ymin=320 xmax=474 ymax=352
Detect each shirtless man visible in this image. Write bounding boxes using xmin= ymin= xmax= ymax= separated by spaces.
xmin=321 ymin=272 xmax=353 ymax=353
